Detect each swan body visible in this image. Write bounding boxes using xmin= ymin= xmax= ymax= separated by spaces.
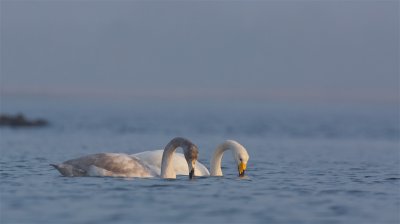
xmin=135 ymin=140 xmax=249 ymax=177
xmin=133 ymin=150 xmax=210 ymax=176
xmin=51 ymin=137 xmax=198 ymax=179
xmin=51 ymin=153 xmax=157 ymax=177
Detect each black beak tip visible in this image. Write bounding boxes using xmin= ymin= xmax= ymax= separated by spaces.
xmin=239 ymin=170 xmax=246 ymax=177
xmin=189 ymin=169 xmax=194 ymax=179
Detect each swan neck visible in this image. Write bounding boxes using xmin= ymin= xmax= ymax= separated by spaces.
xmin=160 ymin=137 xmax=192 ymax=178
xmin=210 ymin=142 xmax=231 ymax=176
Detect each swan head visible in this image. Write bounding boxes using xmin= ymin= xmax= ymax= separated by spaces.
xmin=183 ymin=144 xmax=198 ymax=179
xmin=228 ymin=140 xmax=249 ymax=177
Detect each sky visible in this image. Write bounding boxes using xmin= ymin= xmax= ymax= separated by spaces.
xmin=1 ymin=1 xmax=399 ymax=103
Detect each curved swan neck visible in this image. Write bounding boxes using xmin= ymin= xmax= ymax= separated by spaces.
xmin=210 ymin=140 xmax=248 ymax=176
xmin=160 ymin=137 xmax=194 ymax=179
xmin=210 ymin=141 xmax=232 ymax=176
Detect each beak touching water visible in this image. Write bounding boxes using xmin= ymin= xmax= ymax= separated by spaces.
xmin=189 ymin=168 xmax=195 ymax=179
xmin=238 ymin=162 xmax=247 ymax=177
xmin=188 ymin=161 xmax=195 ymax=179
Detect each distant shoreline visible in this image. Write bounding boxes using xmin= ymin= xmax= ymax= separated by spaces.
xmin=0 ymin=113 xmax=48 ymax=127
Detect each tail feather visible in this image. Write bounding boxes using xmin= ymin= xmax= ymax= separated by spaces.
xmin=50 ymin=163 xmax=64 ymax=175
xmin=49 ymin=163 xmax=85 ymax=176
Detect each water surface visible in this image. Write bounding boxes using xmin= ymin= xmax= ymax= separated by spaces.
xmin=1 ymin=99 xmax=399 ymax=223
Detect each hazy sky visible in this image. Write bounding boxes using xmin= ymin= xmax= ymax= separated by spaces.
xmin=1 ymin=1 xmax=398 ymax=103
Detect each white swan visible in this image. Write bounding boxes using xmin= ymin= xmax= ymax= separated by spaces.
xmin=50 ymin=137 xmax=198 ymax=179
xmin=210 ymin=140 xmax=249 ymax=177
xmin=134 ymin=140 xmax=249 ymax=177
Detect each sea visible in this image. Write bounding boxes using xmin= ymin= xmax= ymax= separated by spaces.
xmin=1 ymin=97 xmax=399 ymax=224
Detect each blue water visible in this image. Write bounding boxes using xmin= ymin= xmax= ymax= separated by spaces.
xmin=1 ymin=98 xmax=399 ymax=223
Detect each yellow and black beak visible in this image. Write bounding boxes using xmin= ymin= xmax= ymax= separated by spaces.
xmin=238 ymin=162 xmax=247 ymax=177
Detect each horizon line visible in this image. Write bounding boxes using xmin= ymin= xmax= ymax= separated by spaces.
xmin=1 ymin=85 xmax=399 ymax=105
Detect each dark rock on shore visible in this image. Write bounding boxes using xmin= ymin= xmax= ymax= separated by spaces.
xmin=0 ymin=114 xmax=49 ymax=127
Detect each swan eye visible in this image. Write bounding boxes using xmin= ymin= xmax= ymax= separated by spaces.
xmin=239 ymin=158 xmax=242 ymax=161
